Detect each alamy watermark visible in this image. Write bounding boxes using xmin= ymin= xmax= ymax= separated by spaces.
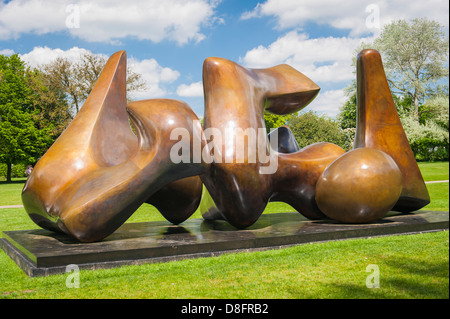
xmin=169 ymin=120 xmax=279 ymax=174
xmin=365 ymin=4 xmax=380 ymax=30
xmin=366 ymin=264 xmax=380 ymax=288
xmin=66 ymin=264 xmax=80 ymax=288
xmin=65 ymin=4 xmax=80 ymax=29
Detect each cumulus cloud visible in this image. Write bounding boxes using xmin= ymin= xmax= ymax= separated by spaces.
xmin=20 ymin=46 xmax=180 ymax=98
xmin=176 ymin=81 xmax=204 ymax=97
xmin=19 ymin=46 xmax=98 ymax=68
xmin=240 ymin=0 xmax=448 ymax=117
xmin=241 ymin=0 xmax=449 ymax=36
xmin=0 ymin=0 xmax=220 ymax=44
xmin=241 ymin=31 xmax=371 ymax=84
xmin=306 ymin=89 xmax=347 ymax=117
xmin=128 ymin=57 xmax=180 ymax=98
xmin=0 ymin=48 xmax=14 ymax=56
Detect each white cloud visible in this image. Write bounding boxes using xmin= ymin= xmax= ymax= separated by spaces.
xmin=0 ymin=48 xmax=14 ymax=56
xmin=241 ymin=31 xmax=371 ymax=84
xmin=240 ymin=0 xmax=448 ymax=118
xmin=0 ymin=0 xmax=220 ymax=44
xmin=305 ymin=89 xmax=347 ymax=118
xmin=19 ymin=46 xmax=98 ymax=68
xmin=0 ymin=0 xmax=66 ymax=38
xmin=19 ymin=46 xmax=180 ymax=98
xmin=128 ymin=57 xmax=180 ymax=98
xmin=241 ymin=0 xmax=449 ymax=36
xmin=176 ymin=81 xmax=204 ymax=97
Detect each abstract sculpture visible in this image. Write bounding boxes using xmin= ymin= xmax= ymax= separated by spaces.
xmin=199 ymin=56 xmax=346 ymax=227
xmin=21 ymin=49 xmax=430 ymax=242
xmin=315 ymin=49 xmax=430 ymax=222
xmin=22 ymin=51 xmax=205 ymax=242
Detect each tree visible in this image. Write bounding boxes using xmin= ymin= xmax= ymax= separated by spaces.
xmin=339 ymin=85 xmax=415 ymax=127
xmin=402 ymin=95 xmax=449 ymax=161
xmin=25 ymin=68 xmax=72 ymax=138
xmin=337 ymin=82 xmax=357 ymax=130
xmin=288 ymin=111 xmax=346 ymax=150
xmin=264 ymin=113 xmax=292 ymax=133
xmin=0 ymin=54 xmax=53 ymax=182
xmin=419 ymin=95 xmax=449 ymax=129
xmin=367 ymin=18 xmax=449 ymax=120
xmin=401 ymin=116 xmax=449 ymax=161
xmin=40 ymin=52 xmax=147 ymax=117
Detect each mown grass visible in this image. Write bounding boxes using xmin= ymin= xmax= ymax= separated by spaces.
xmin=0 ymin=178 xmax=26 ymax=206
xmin=1 ymin=231 xmax=448 ymax=299
xmin=417 ymin=162 xmax=449 ymax=181
xmin=0 ymin=162 xmax=448 ymax=299
xmin=425 ymin=182 xmax=449 ymax=212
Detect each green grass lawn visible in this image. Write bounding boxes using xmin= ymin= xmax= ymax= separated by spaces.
xmin=417 ymin=162 xmax=449 ymax=181
xmin=0 ymin=162 xmax=448 ymax=299
xmin=0 ymin=178 xmax=26 ymax=206
xmin=1 ymin=231 xmax=448 ymax=299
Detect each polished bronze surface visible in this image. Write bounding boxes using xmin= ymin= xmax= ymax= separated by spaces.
xmin=313 ymin=49 xmax=430 ymax=223
xmin=22 ymin=51 xmax=205 ymax=242
xmin=354 ymin=49 xmax=430 ymax=212
xmin=21 ymin=49 xmax=431 ymax=242
xmin=146 ymin=176 xmax=203 ymax=225
xmin=200 ymin=57 xmax=345 ymax=227
xmin=316 ymin=148 xmax=403 ymax=223
xmin=200 ymin=52 xmax=429 ymax=226
xmin=268 ymin=126 xmax=300 ymax=153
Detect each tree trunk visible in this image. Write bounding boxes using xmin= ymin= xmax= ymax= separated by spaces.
xmin=414 ymin=93 xmax=419 ymax=122
xmin=6 ymin=162 xmax=12 ymax=183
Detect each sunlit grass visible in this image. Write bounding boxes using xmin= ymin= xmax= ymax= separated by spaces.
xmin=417 ymin=161 xmax=449 ymax=181
xmin=1 ymin=231 xmax=448 ymax=299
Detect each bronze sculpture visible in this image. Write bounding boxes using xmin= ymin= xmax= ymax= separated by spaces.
xmin=22 ymin=51 xmax=205 ymax=242
xmin=315 ymin=49 xmax=430 ymax=222
xmin=200 ymin=56 xmax=345 ymax=227
xmin=21 ymin=49 xmax=430 ymax=242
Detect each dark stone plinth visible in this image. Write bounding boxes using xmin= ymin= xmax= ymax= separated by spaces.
xmin=1 ymin=210 xmax=448 ymax=277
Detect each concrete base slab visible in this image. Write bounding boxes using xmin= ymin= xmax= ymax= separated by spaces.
xmin=1 ymin=210 xmax=448 ymax=277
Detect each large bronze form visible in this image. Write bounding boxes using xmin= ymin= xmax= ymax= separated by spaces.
xmin=22 ymin=51 xmax=205 ymax=242
xmin=199 ymin=57 xmax=345 ymax=227
xmin=315 ymin=49 xmax=430 ymax=223
xmin=21 ymin=49 xmax=429 ymax=242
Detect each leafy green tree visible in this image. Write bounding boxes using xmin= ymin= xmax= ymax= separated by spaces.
xmin=401 ymin=114 xmax=449 ymax=161
xmin=361 ymin=18 xmax=449 ymax=120
xmin=337 ymin=84 xmax=357 ymax=130
xmin=264 ymin=113 xmax=292 ymax=133
xmin=339 ymin=18 xmax=448 ymax=160
xmin=337 ymin=82 xmax=414 ymax=129
xmin=0 ymin=54 xmax=53 ymax=182
xmin=288 ymin=111 xmax=346 ymax=150
xmin=403 ymin=95 xmax=449 ymax=161
xmin=26 ymin=68 xmax=72 ymax=138
xmin=40 ymin=52 xmax=147 ymax=116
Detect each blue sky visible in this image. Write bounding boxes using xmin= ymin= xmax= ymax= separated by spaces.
xmin=1 ymin=0 xmax=449 ymax=118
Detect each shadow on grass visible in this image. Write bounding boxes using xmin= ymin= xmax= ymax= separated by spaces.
xmin=326 ymin=255 xmax=449 ymax=298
